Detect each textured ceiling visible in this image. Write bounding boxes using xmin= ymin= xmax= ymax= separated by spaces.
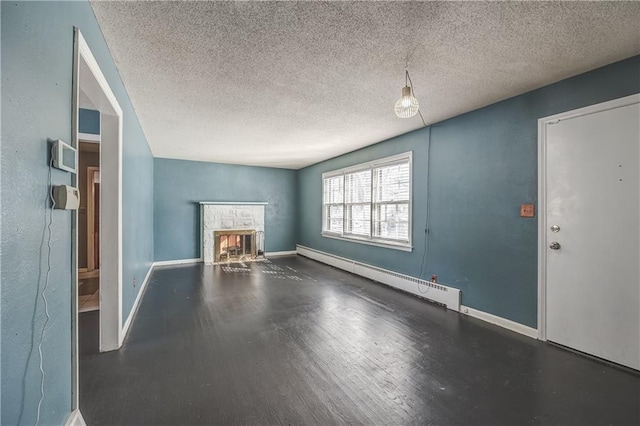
xmin=90 ymin=1 xmax=640 ymax=169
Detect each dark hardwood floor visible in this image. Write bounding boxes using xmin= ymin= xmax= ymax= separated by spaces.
xmin=79 ymin=255 xmax=639 ymax=425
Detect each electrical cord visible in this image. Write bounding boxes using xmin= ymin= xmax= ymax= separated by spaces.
xmin=406 ymin=70 xmax=428 ymax=128
xmin=35 ymin=151 xmax=55 ymax=425
xmin=403 ymin=68 xmax=432 ymax=289
xmin=417 ymin=126 xmax=432 ymax=294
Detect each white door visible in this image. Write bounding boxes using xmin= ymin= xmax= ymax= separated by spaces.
xmin=542 ymin=96 xmax=640 ymax=370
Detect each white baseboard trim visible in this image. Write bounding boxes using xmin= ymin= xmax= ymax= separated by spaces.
xmin=153 ymin=258 xmax=203 ymax=267
xmin=265 ymin=250 xmax=297 ymax=257
xmin=64 ymin=409 xmax=86 ymax=426
xmin=296 ymin=245 xmax=461 ymax=311
xmin=460 ymin=305 xmax=538 ymax=339
xmin=120 ymin=264 xmax=154 ymax=345
xmin=78 ymin=132 xmax=100 ymax=143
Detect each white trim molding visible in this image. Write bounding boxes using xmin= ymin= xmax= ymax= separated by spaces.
xmin=537 ymin=93 xmax=640 ymax=341
xmin=321 ymin=233 xmax=413 ymax=252
xmin=120 ymin=264 xmax=154 ymax=345
xmin=64 ymin=409 xmax=86 ymax=426
xmin=199 ymin=201 xmax=268 ymax=205
xmin=153 ymin=258 xmax=203 ymax=267
xmin=78 ymin=132 xmax=100 ymax=143
xmin=265 ymin=250 xmax=297 ymax=257
xmin=77 ymin=29 xmax=124 ymax=353
xmin=459 ymin=305 xmax=538 ymax=339
xmin=296 ymin=245 xmax=460 ymax=311
xmin=77 ymin=33 xmax=123 ymax=117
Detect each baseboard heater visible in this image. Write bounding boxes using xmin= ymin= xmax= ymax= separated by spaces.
xmin=296 ymin=245 xmax=461 ymax=311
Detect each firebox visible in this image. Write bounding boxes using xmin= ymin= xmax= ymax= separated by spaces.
xmin=214 ymin=229 xmax=258 ymax=262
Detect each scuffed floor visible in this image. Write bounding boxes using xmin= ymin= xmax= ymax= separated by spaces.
xmin=79 ymin=255 xmax=640 ymax=425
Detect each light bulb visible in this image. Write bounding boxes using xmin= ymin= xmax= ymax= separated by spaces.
xmin=395 ymin=86 xmax=419 ymax=118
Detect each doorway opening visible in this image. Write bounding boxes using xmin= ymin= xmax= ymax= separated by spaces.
xmin=78 ymin=142 xmax=100 ymax=312
xmin=71 ymin=28 xmax=124 ymax=415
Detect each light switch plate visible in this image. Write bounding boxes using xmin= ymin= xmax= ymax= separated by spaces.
xmin=520 ymin=204 xmax=535 ymax=218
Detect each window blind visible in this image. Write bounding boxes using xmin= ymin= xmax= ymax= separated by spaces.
xmin=322 ymin=152 xmax=412 ymax=249
xmin=373 ymin=162 xmax=410 ymax=241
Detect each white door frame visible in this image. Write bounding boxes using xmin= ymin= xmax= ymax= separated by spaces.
xmin=71 ymin=27 xmax=124 ymax=409
xmin=537 ymin=93 xmax=640 ymax=341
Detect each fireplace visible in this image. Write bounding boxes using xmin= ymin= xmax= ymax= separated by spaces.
xmin=214 ymin=230 xmax=258 ymax=262
xmin=200 ymin=202 xmax=267 ymax=264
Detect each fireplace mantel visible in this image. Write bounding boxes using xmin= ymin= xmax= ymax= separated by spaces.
xmin=199 ymin=201 xmax=268 ymax=205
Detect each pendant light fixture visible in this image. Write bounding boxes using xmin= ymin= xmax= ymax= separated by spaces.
xmin=394 ymin=69 xmax=419 ymax=118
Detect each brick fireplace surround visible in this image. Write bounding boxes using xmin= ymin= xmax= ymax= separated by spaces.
xmin=200 ymin=202 xmax=266 ymax=264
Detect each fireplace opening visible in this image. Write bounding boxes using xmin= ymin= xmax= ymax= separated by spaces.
xmin=214 ymin=230 xmax=264 ymax=263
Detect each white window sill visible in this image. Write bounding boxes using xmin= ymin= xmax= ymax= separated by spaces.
xmin=321 ymin=232 xmax=413 ymax=252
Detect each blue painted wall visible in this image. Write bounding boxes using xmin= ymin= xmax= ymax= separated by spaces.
xmin=297 ymin=56 xmax=640 ymax=328
xmin=78 ymin=108 xmax=100 ymax=135
xmin=154 ymin=158 xmax=297 ymax=261
xmin=1 ymin=2 xmax=154 ymax=424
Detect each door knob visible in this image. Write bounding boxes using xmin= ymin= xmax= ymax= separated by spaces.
xmin=549 ymin=241 xmax=561 ymax=250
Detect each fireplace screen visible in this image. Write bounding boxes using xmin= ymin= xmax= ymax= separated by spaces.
xmin=214 ymin=230 xmax=263 ymax=262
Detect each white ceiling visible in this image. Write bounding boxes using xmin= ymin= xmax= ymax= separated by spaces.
xmin=90 ymin=1 xmax=640 ymax=169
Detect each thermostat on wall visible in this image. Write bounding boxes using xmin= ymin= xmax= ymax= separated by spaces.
xmin=52 ymin=185 xmax=80 ymax=210
xmin=51 ymin=139 xmax=77 ymax=173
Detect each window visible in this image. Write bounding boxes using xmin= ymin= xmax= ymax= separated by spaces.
xmin=344 ymin=169 xmax=371 ymax=237
xmin=322 ymin=152 xmax=412 ymax=250
xmin=323 ymin=175 xmax=344 ymax=234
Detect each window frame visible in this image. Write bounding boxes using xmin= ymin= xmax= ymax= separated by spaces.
xmin=321 ymin=151 xmax=413 ymax=251
xmin=322 ymin=174 xmax=345 ymax=234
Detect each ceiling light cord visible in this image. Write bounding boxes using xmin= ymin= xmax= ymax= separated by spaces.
xmin=405 ymin=70 xmax=427 ymax=127
xmin=418 ymin=125 xmax=432 ymax=285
